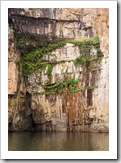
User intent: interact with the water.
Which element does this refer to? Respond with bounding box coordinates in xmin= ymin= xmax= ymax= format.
xmin=8 ymin=132 xmax=109 ymax=151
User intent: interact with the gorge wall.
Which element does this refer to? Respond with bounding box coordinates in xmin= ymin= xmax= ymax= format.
xmin=8 ymin=8 xmax=109 ymax=132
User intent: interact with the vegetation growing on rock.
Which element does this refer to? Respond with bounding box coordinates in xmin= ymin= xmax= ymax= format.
xmin=8 ymin=8 xmax=109 ymax=133
xmin=15 ymin=32 xmax=102 ymax=95
xmin=16 ymin=33 xmax=102 ymax=77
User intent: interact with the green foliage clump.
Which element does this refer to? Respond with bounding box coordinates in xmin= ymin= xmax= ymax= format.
xmin=45 ymin=64 xmax=54 ymax=81
xmin=32 ymin=84 xmax=98 ymax=95
xmin=43 ymin=77 xmax=79 ymax=90
xmin=15 ymin=30 xmax=102 ymax=96
xmin=71 ymin=35 xmax=102 ymax=67
xmin=73 ymin=55 xmax=100 ymax=67
xmin=68 ymin=35 xmax=99 ymax=45
xmin=40 ymin=77 xmax=79 ymax=94
xmin=73 ymin=55 xmax=89 ymax=66
xmin=15 ymin=32 xmax=102 ymax=80
xmin=20 ymin=40 xmax=68 ymax=77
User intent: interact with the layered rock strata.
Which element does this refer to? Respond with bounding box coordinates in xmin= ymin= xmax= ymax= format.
xmin=8 ymin=8 xmax=109 ymax=132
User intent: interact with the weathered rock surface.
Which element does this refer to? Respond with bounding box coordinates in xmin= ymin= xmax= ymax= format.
xmin=8 ymin=8 xmax=109 ymax=132
xmin=8 ymin=25 xmax=19 ymax=94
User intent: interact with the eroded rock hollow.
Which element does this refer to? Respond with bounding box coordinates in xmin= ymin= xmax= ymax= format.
xmin=8 ymin=8 xmax=109 ymax=132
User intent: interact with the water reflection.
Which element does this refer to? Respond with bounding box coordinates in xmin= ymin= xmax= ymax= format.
xmin=8 ymin=132 xmax=109 ymax=151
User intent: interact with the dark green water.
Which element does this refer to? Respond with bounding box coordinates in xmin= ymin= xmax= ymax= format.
xmin=8 ymin=132 xmax=109 ymax=151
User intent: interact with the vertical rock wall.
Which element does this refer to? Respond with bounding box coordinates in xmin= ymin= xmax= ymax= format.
xmin=8 ymin=8 xmax=109 ymax=132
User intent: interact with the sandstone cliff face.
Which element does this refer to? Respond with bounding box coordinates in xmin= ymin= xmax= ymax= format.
xmin=8 ymin=8 xmax=109 ymax=132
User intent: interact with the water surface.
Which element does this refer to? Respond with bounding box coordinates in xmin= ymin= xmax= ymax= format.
xmin=8 ymin=132 xmax=109 ymax=151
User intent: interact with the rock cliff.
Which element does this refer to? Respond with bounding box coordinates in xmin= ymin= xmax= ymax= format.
xmin=8 ymin=8 xmax=109 ymax=132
